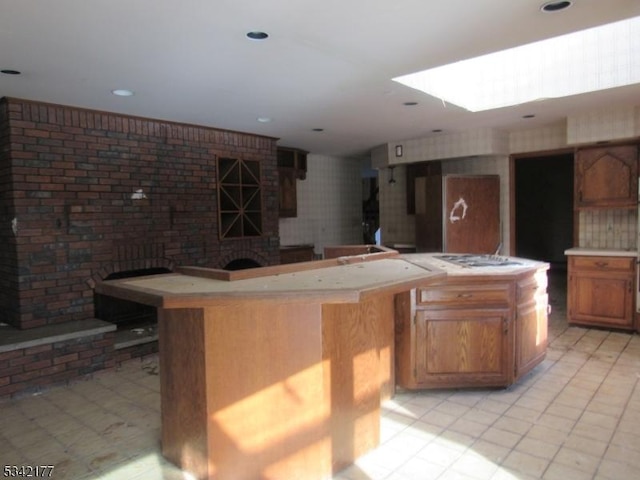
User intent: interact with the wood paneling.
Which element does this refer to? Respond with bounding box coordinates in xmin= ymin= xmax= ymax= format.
xmin=157 ymin=293 xmax=398 ymax=480
xmin=159 ymin=308 xmax=209 ymax=479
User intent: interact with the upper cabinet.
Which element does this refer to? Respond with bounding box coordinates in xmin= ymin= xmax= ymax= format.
xmin=277 ymin=147 xmax=308 ymax=218
xmin=574 ymin=145 xmax=638 ymax=209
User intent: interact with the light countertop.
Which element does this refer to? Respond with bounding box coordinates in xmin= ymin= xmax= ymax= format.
xmin=564 ymin=248 xmax=638 ymax=257
xmin=96 ymin=252 xmax=548 ymax=309
xmin=401 ymin=253 xmax=548 ymax=277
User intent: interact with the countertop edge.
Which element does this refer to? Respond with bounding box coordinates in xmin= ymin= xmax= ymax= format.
xmin=564 ymin=248 xmax=638 ymax=257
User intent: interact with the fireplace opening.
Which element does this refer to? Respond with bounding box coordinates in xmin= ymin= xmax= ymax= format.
xmin=224 ymin=258 xmax=262 ymax=270
xmin=95 ymin=267 xmax=171 ymax=350
xmin=95 ymin=267 xmax=170 ymax=332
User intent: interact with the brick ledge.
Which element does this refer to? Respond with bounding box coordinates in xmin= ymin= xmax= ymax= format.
xmin=0 ymin=319 xmax=116 ymax=353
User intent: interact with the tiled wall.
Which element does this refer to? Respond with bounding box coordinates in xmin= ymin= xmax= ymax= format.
xmin=509 ymin=122 xmax=568 ymax=154
xmin=279 ymin=154 xmax=363 ymax=255
xmin=578 ymin=209 xmax=637 ymax=250
xmin=568 ymin=107 xmax=639 ymax=144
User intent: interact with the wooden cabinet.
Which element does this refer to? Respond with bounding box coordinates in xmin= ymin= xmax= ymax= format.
xmin=574 ymin=145 xmax=638 ymax=209
xmin=395 ymin=269 xmax=549 ymax=390
xmin=568 ymin=255 xmax=635 ymax=330
xmin=279 ymin=245 xmax=315 ymax=264
xmin=278 ymin=168 xmax=298 ymax=217
xmin=412 ymin=308 xmax=512 ymax=388
xmin=278 ymin=147 xmax=307 ymax=218
xmin=415 ymin=175 xmax=501 ymax=254
xmin=396 ymin=280 xmax=514 ymax=389
xmin=515 ymin=271 xmax=549 ymax=378
xmin=406 ymin=161 xmax=441 ymax=214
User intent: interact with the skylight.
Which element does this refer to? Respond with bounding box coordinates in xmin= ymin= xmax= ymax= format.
xmin=393 ymin=15 xmax=640 ymax=112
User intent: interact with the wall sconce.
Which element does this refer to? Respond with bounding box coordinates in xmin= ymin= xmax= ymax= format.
xmin=395 ymin=145 xmax=403 ymax=157
xmin=131 ymin=188 xmax=147 ymax=200
xmin=388 ymin=166 xmax=396 ymax=185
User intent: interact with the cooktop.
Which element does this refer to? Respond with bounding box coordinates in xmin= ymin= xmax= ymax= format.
xmin=434 ymin=254 xmax=523 ymax=268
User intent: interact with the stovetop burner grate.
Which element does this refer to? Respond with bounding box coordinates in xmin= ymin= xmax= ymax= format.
xmin=434 ymin=254 xmax=522 ymax=267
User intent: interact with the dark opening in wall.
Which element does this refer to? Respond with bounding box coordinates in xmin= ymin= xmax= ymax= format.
xmin=224 ymin=258 xmax=262 ymax=270
xmin=94 ymin=267 xmax=171 ymax=327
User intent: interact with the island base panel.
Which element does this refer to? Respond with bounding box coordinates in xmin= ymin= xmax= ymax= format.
xmin=159 ymin=296 xmax=394 ymax=480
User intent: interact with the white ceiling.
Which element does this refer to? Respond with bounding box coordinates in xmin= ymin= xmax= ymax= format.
xmin=2 ymin=0 xmax=640 ymax=158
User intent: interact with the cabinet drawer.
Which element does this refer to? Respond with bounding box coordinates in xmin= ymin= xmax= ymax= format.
xmin=418 ymin=283 xmax=511 ymax=307
xmin=570 ymin=255 xmax=635 ymax=272
xmin=517 ymin=272 xmax=548 ymax=301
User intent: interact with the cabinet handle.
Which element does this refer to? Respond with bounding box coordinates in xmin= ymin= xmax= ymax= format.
xmin=457 ymin=293 xmax=473 ymax=298
xmin=595 ymin=261 xmax=609 ymax=268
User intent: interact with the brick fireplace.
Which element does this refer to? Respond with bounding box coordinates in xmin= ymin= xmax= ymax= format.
xmin=0 ymin=97 xmax=280 ymax=397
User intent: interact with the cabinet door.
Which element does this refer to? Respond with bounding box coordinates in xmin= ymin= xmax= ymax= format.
xmin=413 ymin=309 xmax=512 ymax=388
xmin=575 ymin=145 xmax=638 ymax=209
xmin=278 ymin=168 xmax=297 ymax=217
xmin=415 ymin=175 xmax=443 ymax=252
xmin=515 ymin=294 xmax=548 ymax=379
xmin=444 ymin=175 xmax=501 ymax=254
xmin=568 ymin=272 xmax=634 ymax=329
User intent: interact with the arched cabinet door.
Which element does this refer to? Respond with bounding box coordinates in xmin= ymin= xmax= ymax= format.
xmin=575 ymin=145 xmax=638 ymax=209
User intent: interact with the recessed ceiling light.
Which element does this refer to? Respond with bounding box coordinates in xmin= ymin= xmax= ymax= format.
xmin=247 ymin=31 xmax=269 ymax=40
xmin=541 ymin=1 xmax=572 ymax=13
xmin=403 ymin=102 xmax=418 ymax=106
xmin=1 ymin=69 xmax=21 ymax=75
xmin=432 ymin=129 xmax=443 ymax=133
xmin=312 ymin=128 xmax=324 ymax=132
xmin=256 ymin=116 xmax=272 ymax=123
xmin=111 ymin=89 xmax=134 ymax=97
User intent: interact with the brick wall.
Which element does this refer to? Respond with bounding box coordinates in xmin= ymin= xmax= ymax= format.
xmin=0 ymin=97 xmax=280 ymax=329
xmin=0 ymin=331 xmax=116 ymax=398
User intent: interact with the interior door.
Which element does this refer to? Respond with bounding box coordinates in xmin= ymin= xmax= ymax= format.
xmin=444 ymin=175 xmax=500 ymax=254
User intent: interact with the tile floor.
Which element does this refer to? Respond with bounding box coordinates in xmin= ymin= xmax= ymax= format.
xmin=1 ymin=271 xmax=640 ymax=480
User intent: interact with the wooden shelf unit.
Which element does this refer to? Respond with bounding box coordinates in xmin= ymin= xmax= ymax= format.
xmin=217 ymin=157 xmax=263 ymax=238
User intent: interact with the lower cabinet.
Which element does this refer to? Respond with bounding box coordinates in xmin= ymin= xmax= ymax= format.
xmin=395 ymin=269 xmax=549 ymax=390
xmin=279 ymin=245 xmax=315 ymax=264
xmin=568 ymin=255 xmax=635 ymax=330
xmin=515 ymin=273 xmax=549 ymax=378
xmin=412 ymin=308 xmax=512 ymax=389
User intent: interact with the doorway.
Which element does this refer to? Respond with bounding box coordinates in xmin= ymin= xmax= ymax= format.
xmin=514 ymin=153 xmax=574 ymax=264
xmin=513 ymin=152 xmax=574 ymax=321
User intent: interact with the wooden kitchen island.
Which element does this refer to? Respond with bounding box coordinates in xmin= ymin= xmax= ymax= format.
xmin=96 ymin=250 xmax=442 ymax=480
xmin=95 ymin=250 xmax=548 ymax=480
